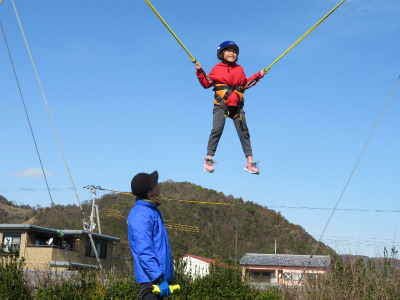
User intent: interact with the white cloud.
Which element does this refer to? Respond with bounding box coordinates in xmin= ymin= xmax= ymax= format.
xmin=13 ymin=168 xmax=53 ymax=178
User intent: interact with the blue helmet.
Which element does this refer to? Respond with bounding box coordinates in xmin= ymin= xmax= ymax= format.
xmin=217 ymin=41 xmax=239 ymax=60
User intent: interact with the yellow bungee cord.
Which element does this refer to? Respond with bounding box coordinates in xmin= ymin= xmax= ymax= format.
xmin=144 ymin=0 xmax=196 ymax=63
xmin=264 ymin=0 xmax=345 ymax=72
xmin=144 ymin=0 xmax=345 ymax=72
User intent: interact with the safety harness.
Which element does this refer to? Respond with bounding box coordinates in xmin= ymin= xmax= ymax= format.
xmin=213 ymin=84 xmax=245 ymax=120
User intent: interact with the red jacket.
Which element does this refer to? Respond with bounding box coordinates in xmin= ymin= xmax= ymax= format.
xmin=196 ymin=62 xmax=262 ymax=106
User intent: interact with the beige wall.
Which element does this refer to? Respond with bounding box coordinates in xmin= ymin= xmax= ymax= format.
xmin=24 ymin=246 xmax=53 ymax=270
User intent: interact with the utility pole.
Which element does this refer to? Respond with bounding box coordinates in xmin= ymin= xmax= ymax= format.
xmin=84 ymin=185 xmax=102 ymax=234
xmin=95 ymin=204 xmax=102 ymax=234
xmin=83 ymin=185 xmax=112 ymax=299
xmin=235 ymin=227 xmax=238 ymax=263
xmin=233 ymin=215 xmax=238 ymax=264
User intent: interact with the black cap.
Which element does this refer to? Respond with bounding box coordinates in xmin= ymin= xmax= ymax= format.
xmin=131 ymin=171 xmax=158 ymax=199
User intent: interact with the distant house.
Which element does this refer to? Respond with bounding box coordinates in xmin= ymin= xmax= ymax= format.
xmin=181 ymin=254 xmax=215 ymax=277
xmin=240 ymin=253 xmax=331 ymax=285
xmin=180 ymin=254 xmax=236 ymax=278
xmin=0 ymin=224 xmax=120 ymax=271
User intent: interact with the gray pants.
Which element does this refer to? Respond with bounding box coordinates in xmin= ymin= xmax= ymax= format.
xmin=207 ymin=105 xmax=253 ymax=157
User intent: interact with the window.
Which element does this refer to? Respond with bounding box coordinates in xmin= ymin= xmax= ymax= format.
xmin=304 ymin=273 xmax=318 ymax=283
xmin=34 ymin=234 xmax=52 ymax=247
xmin=284 ymin=272 xmax=301 ymax=281
xmin=250 ymin=271 xmax=275 ymax=283
xmin=35 ymin=239 xmax=47 ymax=246
xmin=85 ymin=238 xmax=107 ymax=259
xmin=2 ymin=233 xmax=21 ymax=253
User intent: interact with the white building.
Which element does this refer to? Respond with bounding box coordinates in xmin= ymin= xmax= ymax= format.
xmin=181 ymin=254 xmax=217 ymax=278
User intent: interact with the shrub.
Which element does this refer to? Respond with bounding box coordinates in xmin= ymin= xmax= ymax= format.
xmin=169 ymin=257 xmax=282 ymax=300
xmin=298 ymin=251 xmax=400 ymax=300
xmin=0 ymin=253 xmax=31 ymax=300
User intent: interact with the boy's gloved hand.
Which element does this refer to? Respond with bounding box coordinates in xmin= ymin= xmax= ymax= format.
xmin=158 ymin=281 xmax=171 ymax=297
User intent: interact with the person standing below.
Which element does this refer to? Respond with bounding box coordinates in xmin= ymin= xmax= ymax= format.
xmin=195 ymin=41 xmax=267 ymax=174
xmin=127 ymin=171 xmax=173 ymax=299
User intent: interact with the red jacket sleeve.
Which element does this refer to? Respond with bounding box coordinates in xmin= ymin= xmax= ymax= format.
xmin=244 ymin=71 xmax=263 ymax=89
xmin=196 ymin=69 xmax=214 ymax=89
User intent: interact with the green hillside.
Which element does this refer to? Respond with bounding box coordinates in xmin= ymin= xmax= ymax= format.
xmin=0 ymin=195 xmax=36 ymax=224
xmin=0 ymin=181 xmax=336 ymax=260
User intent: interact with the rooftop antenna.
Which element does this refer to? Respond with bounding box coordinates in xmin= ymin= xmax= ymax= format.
xmin=84 ymin=185 xmax=102 ymax=234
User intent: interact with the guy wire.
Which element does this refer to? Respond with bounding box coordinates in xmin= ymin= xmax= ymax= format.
xmin=290 ymin=74 xmax=400 ymax=299
xmin=9 ymin=0 xmax=83 ymax=212
xmin=9 ymin=1 xmax=113 ymax=298
xmin=1 ymin=20 xmax=55 ymax=213
xmin=1 ymin=15 xmax=79 ymax=283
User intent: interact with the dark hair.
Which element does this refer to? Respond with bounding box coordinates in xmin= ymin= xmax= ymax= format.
xmin=219 ymin=49 xmax=239 ymax=63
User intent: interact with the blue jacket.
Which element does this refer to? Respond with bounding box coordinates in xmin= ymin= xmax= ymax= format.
xmin=127 ymin=199 xmax=173 ymax=283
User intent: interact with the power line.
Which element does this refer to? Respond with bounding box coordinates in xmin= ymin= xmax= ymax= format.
xmin=319 ymin=239 xmax=399 ymax=247
xmin=91 ymin=186 xmax=235 ymax=206
xmin=269 ymin=205 xmax=400 ymax=213
xmin=313 ymin=235 xmax=398 ymax=242
xmin=2 ymin=188 xmax=398 ymax=213
xmin=0 ymin=187 xmax=77 ymax=192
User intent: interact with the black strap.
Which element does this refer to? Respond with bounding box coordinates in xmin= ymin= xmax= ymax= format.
xmin=244 ymin=74 xmax=262 ymax=89
xmin=213 ymin=85 xmax=244 ymax=93
xmin=214 ymin=94 xmax=230 ymax=117
xmin=214 ymin=85 xmax=234 ymax=117
xmin=202 ymin=70 xmax=213 ymax=84
xmin=213 ymin=85 xmax=245 ymax=118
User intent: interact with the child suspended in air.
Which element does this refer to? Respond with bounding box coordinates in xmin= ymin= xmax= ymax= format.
xmin=195 ymin=41 xmax=266 ymax=174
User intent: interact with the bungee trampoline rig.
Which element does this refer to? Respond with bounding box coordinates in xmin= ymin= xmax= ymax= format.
xmin=5 ymin=0 xmax=399 ymax=299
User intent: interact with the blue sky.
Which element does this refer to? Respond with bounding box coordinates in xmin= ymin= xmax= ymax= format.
xmin=1 ymin=0 xmax=399 ymax=258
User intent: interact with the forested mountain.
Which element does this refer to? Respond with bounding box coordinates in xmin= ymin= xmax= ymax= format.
xmin=0 ymin=181 xmax=336 ymax=260
xmin=0 ymin=195 xmax=35 ymax=224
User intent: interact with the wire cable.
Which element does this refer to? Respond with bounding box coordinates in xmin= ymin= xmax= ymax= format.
xmin=1 ymin=20 xmax=55 ymax=209
xmin=290 ymin=74 xmax=400 ymax=299
xmin=9 ymin=0 xmax=83 ymax=214
xmin=95 ymin=186 xmax=235 ymax=206
xmin=313 ymin=75 xmax=399 ymax=254
xmin=9 ymin=1 xmax=112 ymax=298
xmin=0 ymin=19 xmax=79 ymax=297
xmin=268 ymin=205 xmax=400 ymax=213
